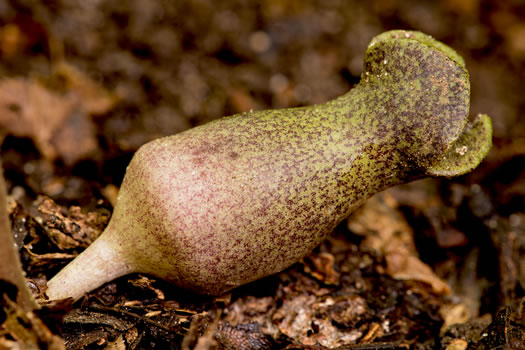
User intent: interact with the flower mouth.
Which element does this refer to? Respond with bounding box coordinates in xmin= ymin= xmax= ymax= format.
xmin=364 ymin=30 xmax=492 ymax=177
xmin=426 ymin=113 xmax=493 ymax=177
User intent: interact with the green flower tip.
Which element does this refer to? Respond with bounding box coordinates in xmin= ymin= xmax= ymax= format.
xmin=426 ymin=113 xmax=493 ymax=177
xmin=369 ymin=30 xmax=466 ymax=69
xmin=368 ymin=29 xmax=492 ymax=177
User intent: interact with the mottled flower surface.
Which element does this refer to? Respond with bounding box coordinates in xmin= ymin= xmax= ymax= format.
xmin=46 ymin=31 xmax=491 ymax=300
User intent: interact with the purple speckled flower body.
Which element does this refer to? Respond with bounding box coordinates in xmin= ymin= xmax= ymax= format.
xmin=46 ymin=30 xmax=492 ymax=299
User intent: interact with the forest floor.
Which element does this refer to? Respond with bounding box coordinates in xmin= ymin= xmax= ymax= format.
xmin=1 ymin=1 xmax=525 ymax=349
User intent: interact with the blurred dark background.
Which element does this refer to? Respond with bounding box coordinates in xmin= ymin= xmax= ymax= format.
xmin=0 ymin=0 xmax=523 ymax=160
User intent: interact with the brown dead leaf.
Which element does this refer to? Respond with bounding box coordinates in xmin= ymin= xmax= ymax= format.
xmin=385 ymin=252 xmax=451 ymax=295
xmin=0 ymin=78 xmax=74 ymax=157
xmin=0 ymin=294 xmax=65 ymax=350
xmin=348 ymin=192 xmax=451 ymax=295
xmin=124 ymin=327 xmax=140 ymax=348
xmin=0 ymin=77 xmax=97 ymax=164
xmin=322 ymin=295 xmax=368 ymax=328
xmin=181 ymin=311 xmax=221 ymax=350
xmin=387 ymin=180 xmax=469 ymax=249
xmin=51 ymin=107 xmax=98 ymax=165
xmin=440 ymin=303 xmax=471 ymax=334
xmin=54 ymin=61 xmax=119 ymax=116
xmin=128 ymin=275 xmax=165 ymax=300
xmin=0 ymin=161 xmax=39 ymax=312
xmin=216 ymin=322 xmax=272 ymax=350
xmin=273 ymin=294 xmax=364 ymax=347
xmin=444 ymin=339 xmax=468 ymax=350
xmin=24 ymin=247 xmax=76 ymax=267
xmin=302 ymin=252 xmax=340 ymax=286
xmin=60 ymin=309 xmax=135 ymax=349
xmin=36 ymin=196 xmax=110 ymax=250
xmin=193 ymin=309 xmax=221 ymax=350
xmin=222 ymin=295 xmax=277 ymax=339
xmin=7 ymin=198 xmax=32 ymax=248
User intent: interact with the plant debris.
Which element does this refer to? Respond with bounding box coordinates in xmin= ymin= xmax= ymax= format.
xmin=1 ymin=0 xmax=525 ymax=349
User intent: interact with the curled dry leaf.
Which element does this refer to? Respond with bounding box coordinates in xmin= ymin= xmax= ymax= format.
xmin=37 ymin=196 xmax=110 ymax=250
xmin=128 ymin=275 xmax=165 ymax=300
xmin=323 ymin=294 xmax=369 ymax=328
xmin=302 ymin=252 xmax=340 ymax=286
xmin=348 ymin=192 xmax=451 ymax=295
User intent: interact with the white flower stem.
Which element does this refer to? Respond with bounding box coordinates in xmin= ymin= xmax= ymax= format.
xmin=46 ymin=232 xmax=133 ymax=301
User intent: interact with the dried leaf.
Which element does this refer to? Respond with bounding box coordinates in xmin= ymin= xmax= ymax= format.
xmin=128 ymin=275 xmax=165 ymax=300
xmin=440 ymin=303 xmax=471 ymax=334
xmin=1 ymin=295 xmax=65 ymax=350
xmin=273 ymin=295 xmax=363 ymax=347
xmin=51 ymin=107 xmax=98 ymax=165
xmin=348 ymin=192 xmax=451 ymax=295
xmin=24 ymin=247 xmax=76 ymax=267
xmin=0 ymin=78 xmax=73 ymax=157
xmin=193 ymin=310 xmax=220 ymax=350
xmin=37 ymin=196 xmax=109 ymax=249
xmin=0 ymin=78 xmax=97 ymax=164
xmin=222 ymin=295 xmax=277 ymax=337
xmin=54 ymin=61 xmax=119 ymax=116
xmin=0 ymin=160 xmax=38 ymax=312
xmin=216 ymin=322 xmax=272 ymax=350
xmin=302 ymin=252 xmax=340 ymax=286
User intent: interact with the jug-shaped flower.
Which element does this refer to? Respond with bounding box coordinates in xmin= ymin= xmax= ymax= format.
xmin=46 ymin=30 xmax=492 ymax=300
